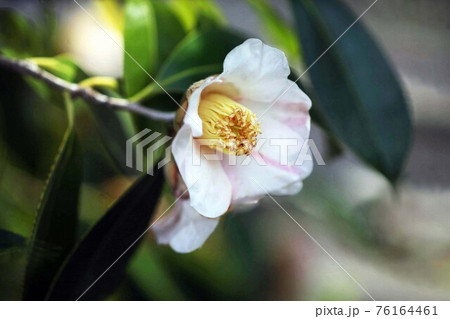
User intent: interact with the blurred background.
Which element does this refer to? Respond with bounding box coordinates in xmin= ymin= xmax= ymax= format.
xmin=0 ymin=0 xmax=449 ymax=300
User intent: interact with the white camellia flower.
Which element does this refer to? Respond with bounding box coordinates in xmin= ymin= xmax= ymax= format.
xmin=153 ymin=39 xmax=313 ymax=253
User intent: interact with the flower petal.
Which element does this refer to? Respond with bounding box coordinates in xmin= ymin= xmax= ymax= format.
xmin=222 ymin=74 xmax=313 ymax=202
xmin=265 ymin=79 xmax=312 ymax=136
xmin=222 ymin=39 xmax=290 ymax=103
xmin=152 ymin=200 xmax=219 ymax=253
xmin=184 ymin=76 xmax=221 ymax=137
xmin=223 ymin=117 xmax=313 ymax=202
xmin=258 ymin=116 xmax=310 ymax=169
xmin=223 ymin=154 xmax=309 ymax=203
xmin=172 ymin=125 xmax=232 ymax=218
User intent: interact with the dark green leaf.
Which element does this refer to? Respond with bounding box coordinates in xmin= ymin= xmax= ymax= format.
xmin=0 ymin=109 xmax=5 ymax=181
xmin=129 ymin=28 xmax=245 ymax=105
xmin=0 ymin=230 xmax=26 ymax=300
xmin=289 ymin=72 xmax=344 ymax=160
xmin=23 ymin=93 xmax=82 ymax=300
xmin=0 ymin=245 xmax=26 ymax=300
xmin=157 ymin=28 xmax=246 ymax=93
xmin=290 ymin=0 xmax=411 ymax=181
xmin=0 ymin=66 xmax=42 ymax=173
xmin=0 ymin=192 xmax=35 ymax=239
xmin=87 ymin=94 xmax=138 ymax=176
xmin=0 ymin=229 xmax=26 ymax=251
xmin=129 ymin=93 xmax=178 ymax=175
xmin=123 ymin=0 xmax=158 ymax=97
xmin=90 ymin=108 xmax=137 ymax=175
xmin=153 ymin=1 xmax=186 ymax=65
xmin=47 ymin=169 xmax=164 ymax=301
xmin=0 ymin=64 xmax=70 ymax=177
xmin=0 ymin=9 xmax=40 ymax=56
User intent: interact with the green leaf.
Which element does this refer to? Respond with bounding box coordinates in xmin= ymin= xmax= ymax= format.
xmin=0 ymin=111 xmax=5 ymax=181
xmin=47 ymin=170 xmax=165 ymax=301
xmin=82 ymin=85 xmax=138 ymax=176
xmin=158 ymin=28 xmax=245 ymax=91
xmin=0 ymin=9 xmax=40 ymax=56
xmin=123 ymin=0 xmax=158 ymax=97
xmin=23 ymin=93 xmax=82 ymax=300
xmin=248 ymin=0 xmax=300 ymax=63
xmin=123 ymin=0 xmax=186 ymax=100
xmin=27 ymin=56 xmax=81 ymax=82
xmin=0 ymin=67 xmax=44 ymax=175
xmin=153 ymin=1 xmax=186 ymax=65
xmin=290 ymin=0 xmax=412 ymax=182
xmin=0 ymin=193 xmax=35 ymax=239
xmin=0 ymin=229 xmax=26 ymax=251
xmin=131 ymin=28 xmax=246 ymax=102
xmin=168 ymin=0 xmax=226 ymax=31
xmin=0 ymin=244 xmax=26 ymax=300
xmin=88 ymin=102 xmax=138 ymax=176
xmin=0 ymin=65 xmax=70 ymax=178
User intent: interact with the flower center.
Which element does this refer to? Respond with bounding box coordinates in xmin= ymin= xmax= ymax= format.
xmin=197 ymin=93 xmax=261 ymax=156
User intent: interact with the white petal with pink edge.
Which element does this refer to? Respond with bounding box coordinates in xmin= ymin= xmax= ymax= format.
xmin=171 ymin=125 xmax=232 ymax=218
xmin=152 ymin=200 xmax=219 ymax=253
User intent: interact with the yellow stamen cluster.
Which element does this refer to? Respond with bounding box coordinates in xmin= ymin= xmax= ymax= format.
xmin=198 ymin=93 xmax=261 ymax=156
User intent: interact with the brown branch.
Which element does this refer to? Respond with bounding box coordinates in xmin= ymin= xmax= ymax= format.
xmin=0 ymin=55 xmax=176 ymax=122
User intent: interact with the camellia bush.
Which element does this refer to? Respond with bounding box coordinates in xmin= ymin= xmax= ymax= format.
xmin=0 ymin=0 xmax=410 ymax=301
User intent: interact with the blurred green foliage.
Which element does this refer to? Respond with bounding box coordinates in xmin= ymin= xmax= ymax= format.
xmin=23 ymin=93 xmax=81 ymax=300
xmin=249 ymin=0 xmax=301 ymax=64
xmin=0 ymin=0 xmax=411 ymax=300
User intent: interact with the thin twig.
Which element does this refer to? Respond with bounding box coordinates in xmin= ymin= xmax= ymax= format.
xmin=0 ymin=55 xmax=176 ymax=122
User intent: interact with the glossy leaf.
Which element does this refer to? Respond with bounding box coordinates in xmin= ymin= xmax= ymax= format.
xmin=168 ymin=0 xmax=226 ymax=31
xmin=153 ymin=1 xmax=186 ymax=66
xmin=290 ymin=0 xmax=411 ymax=181
xmin=0 ymin=60 xmax=59 ymax=177
xmin=123 ymin=0 xmax=158 ymax=97
xmin=157 ymin=28 xmax=246 ymax=94
xmin=22 ymin=93 xmax=82 ymax=300
xmin=89 ymin=105 xmax=138 ymax=175
xmin=85 ymin=84 xmax=138 ymax=176
xmin=48 ymin=169 xmax=164 ymax=301
xmin=129 ymin=28 xmax=246 ymax=103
